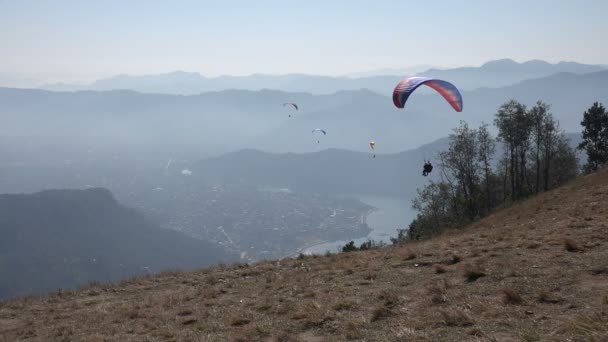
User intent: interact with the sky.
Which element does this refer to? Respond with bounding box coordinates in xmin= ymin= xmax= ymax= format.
xmin=1 ymin=0 xmax=607 ymax=83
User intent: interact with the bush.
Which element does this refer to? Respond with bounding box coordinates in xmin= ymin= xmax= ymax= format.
xmin=390 ymin=228 xmax=409 ymax=244
xmin=341 ymin=241 xmax=358 ymax=253
xmin=341 ymin=240 xmax=385 ymax=253
xmin=359 ymin=240 xmax=385 ymax=251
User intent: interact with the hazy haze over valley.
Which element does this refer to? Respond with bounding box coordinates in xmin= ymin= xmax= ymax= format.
xmin=0 ymin=61 xmax=604 ymax=297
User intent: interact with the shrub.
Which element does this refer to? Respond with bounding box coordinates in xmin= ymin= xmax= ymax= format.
xmin=342 ymin=241 xmax=358 ymax=253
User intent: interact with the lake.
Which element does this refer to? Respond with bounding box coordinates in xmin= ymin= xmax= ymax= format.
xmin=303 ymin=194 xmax=417 ymax=254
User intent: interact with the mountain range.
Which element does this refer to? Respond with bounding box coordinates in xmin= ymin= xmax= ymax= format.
xmin=2 ymin=69 xmax=606 ymax=157
xmin=193 ymin=130 xmax=582 ymax=200
xmin=41 ymin=59 xmax=605 ymax=95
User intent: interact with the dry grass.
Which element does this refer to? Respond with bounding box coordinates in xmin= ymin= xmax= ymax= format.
xmin=369 ymin=306 xmax=391 ymax=322
xmin=344 ymin=322 xmax=363 ymax=340
xmin=426 ymin=281 xmax=449 ymax=305
xmin=590 ymin=265 xmax=608 ymax=275
xmin=556 ymin=308 xmax=608 ymax=341
xmin=332 ymin=301 xmax=355 ymax=311
xmin=439 ymin=309 xmax=474 ymax=327
xmin=501 ymin=288 xmax=524 ymax=305
xmin=433 ymin=264 xmax=448 ymax=274
xmin=403 ymin=249 xmax=417 ymax=260
xmin=2 ymin=170 xmax=608 ymax=341
xmin=563 ymin=238 xmax=583 ymax=252
xmin=463 ymin=266 xmax=486 ymax=283
xmin=446 ymin=254 xmax=462 ymax=265
xmin=536 ymin=290 xmax=563 ymax=304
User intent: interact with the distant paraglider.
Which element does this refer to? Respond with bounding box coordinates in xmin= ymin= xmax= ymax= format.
xmin=422 ymin=161 xmax=433 ymax=176
xmin=283 ymin=102 xmax=298 ymax=117
xmin=369 ymin=141 xmax=376 ymax=158
xmin=393 ymin=77 xmax=463 ymax=112
xmin=312 ymin=128 xmax=326 ymax=143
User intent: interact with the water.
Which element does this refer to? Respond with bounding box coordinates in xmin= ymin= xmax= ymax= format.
xmin=304 ymin=194 xmax=417 ymax=255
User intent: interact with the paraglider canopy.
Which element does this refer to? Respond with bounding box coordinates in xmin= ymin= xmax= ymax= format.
xmin=393 ymin=77 xmax=463 ymax=112
xmin=284 ymin=102 xmax=298 ymax=117
xmin=312 ymin=128 xmax=327 ymax=135
xmin=283 ymin=102 xmax=298 ymax=110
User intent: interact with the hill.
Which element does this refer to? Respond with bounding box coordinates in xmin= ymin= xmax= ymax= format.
xmin=0 ymin=188 xmax=235 ymax=299
xmin=194 ymin=131 xmax=581 ymax=200
xmin=2 ymin=170 xmax=607 ymax=340
xmin=193 ymin=143 xmax=446 ymax=199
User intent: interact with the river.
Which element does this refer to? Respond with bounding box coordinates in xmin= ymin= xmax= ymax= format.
xmin=304 ymin=194 xmax=417 ymax=254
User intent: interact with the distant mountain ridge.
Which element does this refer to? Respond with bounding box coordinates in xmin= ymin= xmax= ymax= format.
xmin=0 ymin=187 xmax=235 ymax=298
xmin=2 ymin=69 xmax=606 ymax=157
xmin=193 ymin=147 xmax=431 ymax=198
xmin=41 ymin=59 xmax=606 ymax=95
xmin=249 ymin=70 xmax=607 ymax=153
xmin=193 ymin=131 xmax=581 ymax=199
xmin=463 ymin=59 xmax=600 ymax=73
xmin=421 ymin=59 xmax=606 ymax=90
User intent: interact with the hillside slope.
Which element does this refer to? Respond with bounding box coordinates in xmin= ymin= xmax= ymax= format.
xmin=2 ymin=172 xmax=608 ymax=341
xmin=0 ymin=188 xmax=235 ymax=299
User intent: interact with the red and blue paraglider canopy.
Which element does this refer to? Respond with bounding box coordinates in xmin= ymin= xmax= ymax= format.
xmin=393 ymin=77 xmax=463 ymax=112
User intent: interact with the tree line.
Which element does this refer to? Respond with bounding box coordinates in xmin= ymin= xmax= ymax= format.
xmin=397 ymin=100 xmax=608 ymax=241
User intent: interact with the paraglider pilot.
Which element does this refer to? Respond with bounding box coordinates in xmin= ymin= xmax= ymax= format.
xmin=422 ymin=161 xmax=433 ymax=177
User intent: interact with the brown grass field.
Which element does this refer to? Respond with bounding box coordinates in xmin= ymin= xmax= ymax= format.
xmin=2 ymin=171 xmax=608 ymax=341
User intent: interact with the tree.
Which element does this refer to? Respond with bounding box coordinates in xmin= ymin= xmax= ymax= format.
xmin=477 ymin=122 xmax=496 ymax=213
xmin=391 ymin=227 xmax=408 ymax=244
xmin=550 ymin=134 xmax=579 ymax=187
xmin=529 ymin=101 xmax=551 ymax=194
xmin=408 ymin=181 xmax=455 ymax=240
xmin=494 ymin=100 xmax=532 ymax=200
xmin=407 ymin=121 xmax=500 ymax=240
xmin=406 ymin=100 xmax=577 ymax=241
xmin=540 ymin=113 xmax=559 ymax=191
xmin=359 ymin=240 xmax=385 ymax=250
xmin=342 ymin=241 xmax=358 ymax=252
xmin=578 ymin=102 xmax=608 ymax=173
xmin=440 ymin=121 xmax=481 ymax=221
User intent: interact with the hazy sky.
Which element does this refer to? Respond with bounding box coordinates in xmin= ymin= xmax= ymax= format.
xmin=1 ymin=0 xmax=607 ymax=82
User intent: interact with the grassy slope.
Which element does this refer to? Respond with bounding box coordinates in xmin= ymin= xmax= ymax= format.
xmin=1 ymin=171 xmax=608 ymax=341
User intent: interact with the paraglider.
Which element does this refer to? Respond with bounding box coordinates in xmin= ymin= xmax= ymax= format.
xmin=312 ymin=128 xmax=326 ymax=143
xmin=369 ymin=141 xmax=376 ymax=158
xmin=283 ymin=102 xmax=298 ymax=117
xmin=422 ymin=160 xmax=433 ymax=176
xmin=393 ymin=77 xmax=463 ymax=112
